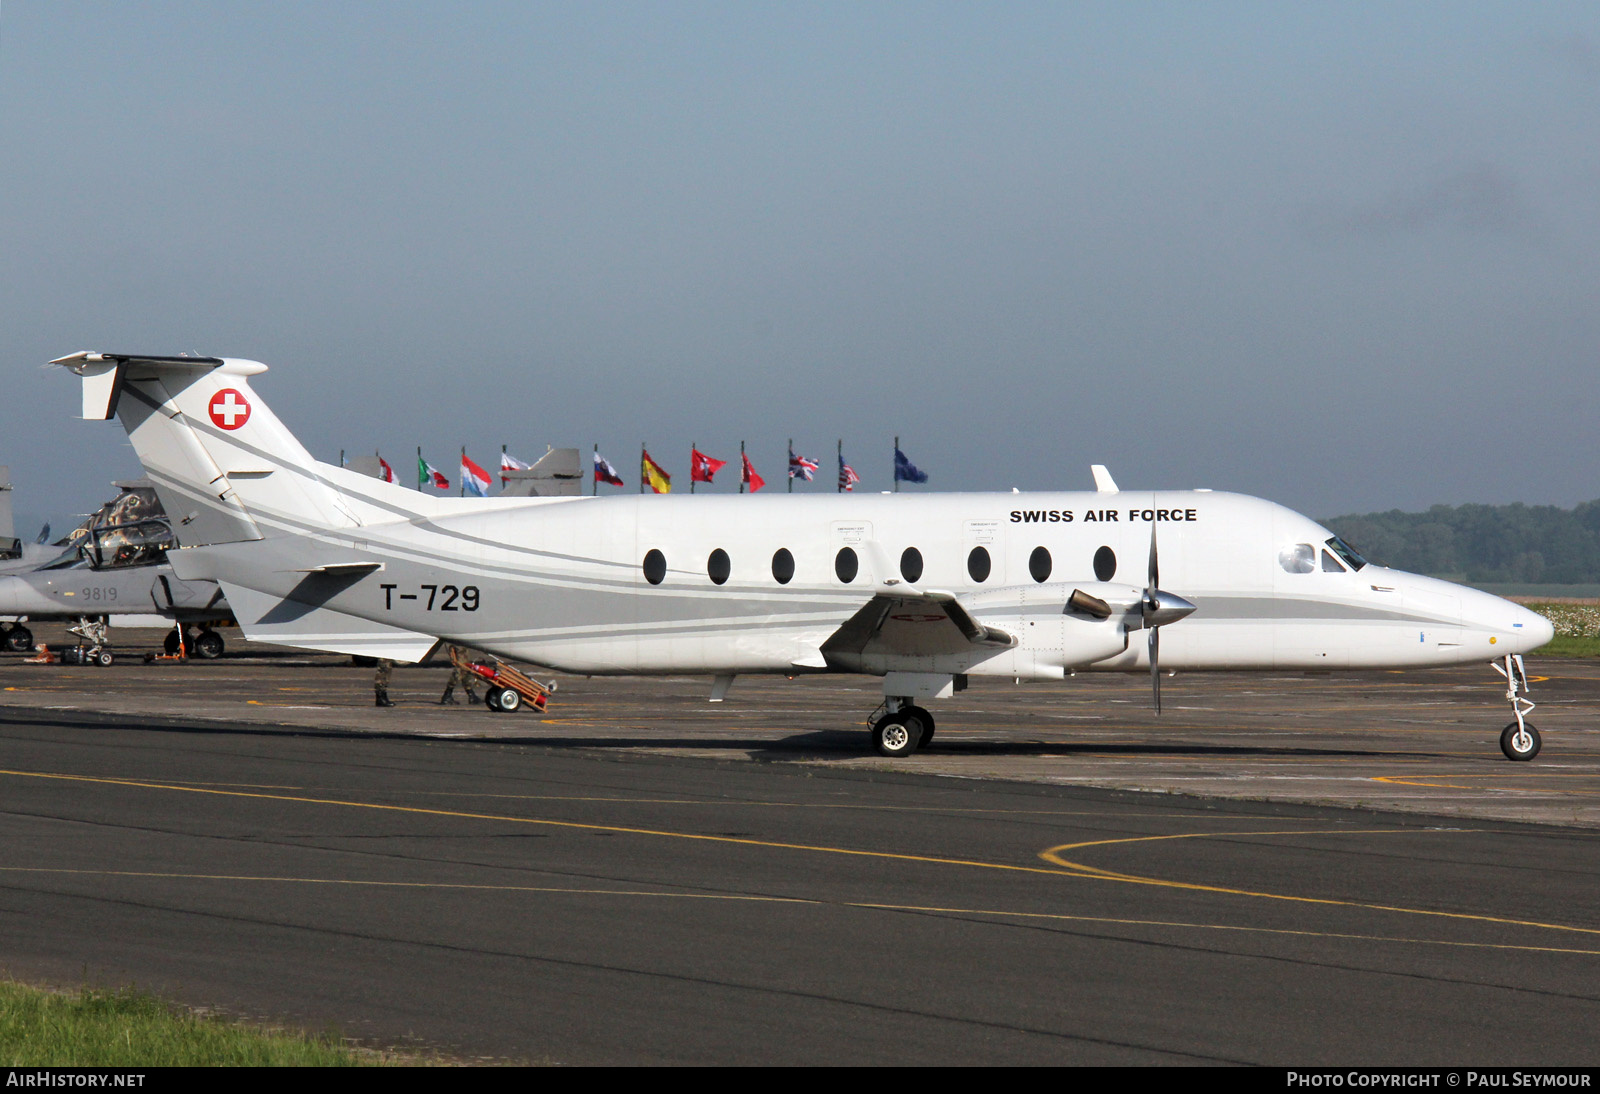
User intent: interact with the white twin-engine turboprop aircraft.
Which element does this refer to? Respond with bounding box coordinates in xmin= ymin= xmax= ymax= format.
xmin=55 ymin=352 xmax=1555 ymax=760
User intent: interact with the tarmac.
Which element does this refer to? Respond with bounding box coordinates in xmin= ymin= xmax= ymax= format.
xmin=4 ymin=622 xmax=1598 ymax=830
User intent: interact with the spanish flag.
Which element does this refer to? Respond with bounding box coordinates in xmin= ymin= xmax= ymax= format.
xmin=641 ymin=447 xmax=672 ymax=494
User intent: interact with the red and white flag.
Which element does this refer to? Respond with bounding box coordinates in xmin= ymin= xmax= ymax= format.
xmin=691 ymin=448 xmax=727 ymax=484
xmin=378 ymin=456 xmax=396 ymax=484
xmin=741 ymin=452 xmax=765 ymax=492
xmin=462 ymin=452 xmax=492 ymax=497
xmin=499 ymin=451 xmax=530 ymax=484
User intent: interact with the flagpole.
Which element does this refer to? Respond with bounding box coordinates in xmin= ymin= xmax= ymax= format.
xmin=739 ymin=441 xmax=745 ymax=494
xmin=787 ymin=438 xmax=793 ymax=493
xmin=690 ymin=443 xmax=696 ymax=494
xmin=593 ymin=444 xmax=598 ymax=496
xmin=837 ymin=439 xmax=843 ymax=493
xmin=639 ymin=444 xmax=645 ymax=495
xmin=459 ymin=446 xmax=465 ymax=497
xmin=893 ymin=436 xmax=899 ymax=493
xmin=417 ymin=446 xmax=422 ymax=491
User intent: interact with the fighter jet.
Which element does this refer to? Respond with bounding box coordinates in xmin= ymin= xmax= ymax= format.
xmin=0 ymin=478 xmax=231 ymax=658
xmin=57 ymin=352 xmax=1554 ymax=759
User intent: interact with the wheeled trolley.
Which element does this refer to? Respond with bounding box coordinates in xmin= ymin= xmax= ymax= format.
xmin=449 ymin=646 xmax=555 ymax=713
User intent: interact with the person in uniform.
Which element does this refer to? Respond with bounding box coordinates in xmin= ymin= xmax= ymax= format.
xmin=439 ymin=646 xmax=482 ymax=705
xmin=374 ymin=658 xmax=395 ymax=707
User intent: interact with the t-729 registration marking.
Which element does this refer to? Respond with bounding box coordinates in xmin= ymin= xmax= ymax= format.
xmin=380 ymin=583 xmax=480 ymax=611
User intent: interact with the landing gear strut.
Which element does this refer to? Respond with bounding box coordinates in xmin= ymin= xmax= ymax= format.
xmin=1492 ymin=653 xmax=1540 ymax=761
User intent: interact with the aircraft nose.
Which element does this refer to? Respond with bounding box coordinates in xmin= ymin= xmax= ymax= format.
xmin=1464 ymin=593 xmax=1554 ymax=655
xmin=1512 ymin=604 xmax=1556 ymax=653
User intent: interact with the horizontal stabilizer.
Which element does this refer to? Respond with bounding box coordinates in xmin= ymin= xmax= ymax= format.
xmin=291 ymin=562 xmax=385 ymax=575
xmin=220 ymin=582 xmax=439 ymax=662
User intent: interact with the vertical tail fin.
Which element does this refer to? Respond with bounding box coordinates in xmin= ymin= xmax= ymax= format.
xmin=55 ymin=352 xmax=360 ymax=546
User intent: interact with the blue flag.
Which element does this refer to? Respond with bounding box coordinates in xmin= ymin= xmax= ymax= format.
xmin=894 ymin=446 xmax=928 ymax=484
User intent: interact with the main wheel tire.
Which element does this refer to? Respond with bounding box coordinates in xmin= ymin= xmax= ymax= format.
xmin=498 ymin=688 xmax=522 ymax=713
xmin=192 ymin=631 xmax=224 ymax=660
xmin=1501 ymin=722 xmax=1541 ymax=761
xmin=484 ymin=687 xmax=505 ymax=712
xmin=95 ymin=650 xmax=114 ymax=667
xmin=163 ymin=631 xmax=181 ymax=656
xmin=903 ymin=704 xmax=935 ymax=745
xmin=871 ymin=712 xmax=923 ymax=757
xmin=5 ymin=625 xmax=33 ymax=653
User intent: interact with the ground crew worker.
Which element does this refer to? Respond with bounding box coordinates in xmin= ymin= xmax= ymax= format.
xmin=374 ymin=658 xmax=395 ymax=707
xmin=439 ymin=647 xmax=482 ymax=705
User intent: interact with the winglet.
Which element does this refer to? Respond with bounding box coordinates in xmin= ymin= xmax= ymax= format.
xmin=1091 ymin=465 xmax=1119 ymax=494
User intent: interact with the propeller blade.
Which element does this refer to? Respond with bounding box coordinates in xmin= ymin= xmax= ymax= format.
xmin=1148 ymin=523 xmax=1159 ymax=592
xmin=1149 ymin=626 xmax=1161 ymax=714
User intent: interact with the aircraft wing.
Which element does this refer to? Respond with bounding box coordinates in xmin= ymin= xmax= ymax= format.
xmin=820 ymin=589 xmax=1016 ymax=661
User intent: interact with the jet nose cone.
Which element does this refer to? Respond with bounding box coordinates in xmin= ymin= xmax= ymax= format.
xmin=1476 ymin=597 xmax=1554 ymax=655
xmin=1516 ymin=606 xmax=1555 ymax=653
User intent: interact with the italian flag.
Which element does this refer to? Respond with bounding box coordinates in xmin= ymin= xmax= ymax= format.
xmin=419 ymin=456 xmax=449 ymax=490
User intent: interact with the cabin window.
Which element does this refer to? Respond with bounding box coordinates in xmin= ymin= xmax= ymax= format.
xmin=967 ymin=546 xmax=991 ymax=583
xmin=643 ymin=549 xmax=667 ymax=585
xmin=835 ymin=546 xmax=859 ymax=583
xmin=1093 ymin=546 xmax=1116 ymax=582
xmin=1029 ymin=546 xmax=1052 ymax=583
xmin=1278 ymin=544 xmax=1315 ymax=574
xmin=771 ymin=548 xmax=795 ymax=585
xmin=900 ymin=547 xmax=923 ymax=583
xmin=708 ymin=548 xmax=731 ymax=585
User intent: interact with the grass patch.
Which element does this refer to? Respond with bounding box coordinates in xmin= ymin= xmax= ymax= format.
xmin=0 ymin=982 xmax=383 ymax=1067
xmin=1523 ymin=603 xmax=1600 ymax=658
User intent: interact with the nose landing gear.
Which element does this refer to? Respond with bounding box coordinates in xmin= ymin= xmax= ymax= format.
xmin=1492 ymin=654 xmax=1540 ymax=761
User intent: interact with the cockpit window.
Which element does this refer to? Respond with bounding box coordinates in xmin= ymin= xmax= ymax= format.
xmin=0 ymin=537 xmax=19 ymax=562
xmin=1278 ymin=544 xmax=1315 ymax=574
xmin=1325 ymin=536 xmax=1367 ymax=571
xmin=40 ymin=487 xmax=173 ymax=571
xmin=93 ymin=519 xmax=174 ymax=569
xmin=1321 ymin=549 xmax=1346 ymax=573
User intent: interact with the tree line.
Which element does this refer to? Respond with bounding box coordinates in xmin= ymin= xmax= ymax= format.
xmin=1324 ymin=501 xmax=1600 ymax=584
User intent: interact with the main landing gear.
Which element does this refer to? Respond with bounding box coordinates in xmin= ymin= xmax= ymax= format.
xmin=870 ymin=698 xmax=936 ymax=757
xmin=1 ymin=622 xmax=32 ymax=653
xmin=163 ymin=627 xmax=225 ymax=659
xmin=1491 ymin=653 xmax=1541 ymax=761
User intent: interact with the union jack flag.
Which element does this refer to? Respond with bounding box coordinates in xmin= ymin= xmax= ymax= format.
xmin=789 ymin=446 xmax=819 ymax=482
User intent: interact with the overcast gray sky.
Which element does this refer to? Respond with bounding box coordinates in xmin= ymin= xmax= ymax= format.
xmin=4 ymin=2 xmax=1598 ymax=534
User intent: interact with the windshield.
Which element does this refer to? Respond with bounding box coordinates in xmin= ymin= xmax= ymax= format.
xmin=1324 ymin=535 xmax=1367 ymax=571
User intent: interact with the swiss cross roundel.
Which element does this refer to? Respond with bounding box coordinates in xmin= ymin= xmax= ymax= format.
xmin=208 ymin=388 xmax=251 ymax=430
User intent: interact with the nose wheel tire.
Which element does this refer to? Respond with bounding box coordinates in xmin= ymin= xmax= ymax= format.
xmin=871 ymin=711 xmax=925 ymax=757
xmin=1500 ymin=722 xmax=1541 ymax=762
